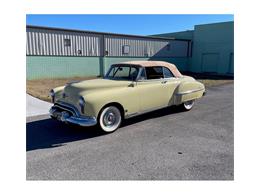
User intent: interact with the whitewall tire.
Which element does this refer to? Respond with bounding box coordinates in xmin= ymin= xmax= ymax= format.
xmin=99 ymin=106 xmax=122 ymax=133
xmin=183 ymin=100 xmax=195 ymax=111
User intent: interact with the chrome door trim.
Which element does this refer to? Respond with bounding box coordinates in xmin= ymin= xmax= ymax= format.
xmin=136 ymin=77 xmax=179 ymax=83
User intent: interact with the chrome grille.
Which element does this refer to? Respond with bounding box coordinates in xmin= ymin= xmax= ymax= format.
xmin=54 ymin=102 xmax=80 ymax=117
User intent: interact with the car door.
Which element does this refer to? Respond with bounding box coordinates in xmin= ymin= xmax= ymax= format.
xmin=136 ymin=66 xmax=170 ymax=112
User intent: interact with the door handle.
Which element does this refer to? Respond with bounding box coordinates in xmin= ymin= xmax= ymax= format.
xmin=161 ymin=80 xmax=167 ymax=84
xmin=128 ymin=83 xmax=135 ymax=87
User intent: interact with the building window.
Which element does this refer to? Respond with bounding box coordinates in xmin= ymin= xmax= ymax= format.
xmin=122 ymin=45 xmax=130 ymax=54
xmin=64 ymin=39 xmax=71 ymax=47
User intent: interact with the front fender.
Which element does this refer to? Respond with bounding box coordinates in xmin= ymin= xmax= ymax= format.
xmin=81 ymin=86 xmax=139 ymax=118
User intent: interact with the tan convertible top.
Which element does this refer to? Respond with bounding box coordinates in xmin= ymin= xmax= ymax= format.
xmin=118 ymin=61 xmax=183 ymax=78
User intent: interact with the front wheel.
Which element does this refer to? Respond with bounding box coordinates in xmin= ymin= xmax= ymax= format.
xmin=99 ymin=106 xmax=122 ymax=133
xmin=182 ymin=100 xmax=195 ymax=111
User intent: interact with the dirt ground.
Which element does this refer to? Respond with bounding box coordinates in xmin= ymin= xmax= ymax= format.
xmin=26 ymin=76 xmax=98 ymax=102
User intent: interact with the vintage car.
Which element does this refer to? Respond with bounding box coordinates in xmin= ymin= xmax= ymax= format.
xmin=49 ymin=61 xmax=206 ymax=132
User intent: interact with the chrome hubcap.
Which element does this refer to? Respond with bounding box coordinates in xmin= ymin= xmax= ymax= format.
xmin=100 ymin=106 xmax=121 ymax=132
xmin=184 ymin=100 xmax=194 ymax=110
xmin=103 ymin=111 xmax=116 ymax=126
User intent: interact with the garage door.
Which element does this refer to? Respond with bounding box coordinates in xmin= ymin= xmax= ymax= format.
xmin=201 ymin=53 xmax=219 ymax=73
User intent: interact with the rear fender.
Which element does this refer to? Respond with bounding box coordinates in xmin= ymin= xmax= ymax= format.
xmin=174 ymin=81 xmax=205 ymax=105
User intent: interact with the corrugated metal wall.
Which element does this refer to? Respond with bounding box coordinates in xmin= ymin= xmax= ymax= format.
xmin=26 ymin=28 xmax=102 ymax=56
xmin=26 ymin=27 xmax=189 ymax=57
xmin=105 ymin=35 xmax=188 ymax=57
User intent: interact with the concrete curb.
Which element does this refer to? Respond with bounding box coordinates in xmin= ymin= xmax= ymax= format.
xmin=26 ymin=94 xmax=52 ymax=117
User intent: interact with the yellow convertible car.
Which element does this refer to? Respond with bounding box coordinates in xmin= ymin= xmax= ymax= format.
xmin=49 ymin=61 xmax=206 ymax=132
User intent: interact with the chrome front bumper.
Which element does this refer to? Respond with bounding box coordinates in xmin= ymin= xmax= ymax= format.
xmin=49 ymin=103 xmax=97 ymax=127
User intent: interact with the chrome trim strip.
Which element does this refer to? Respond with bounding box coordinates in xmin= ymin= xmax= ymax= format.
xmin=175 ymin=88 xmax=205 ymax=96
xmin=137 ymin=77 xmax=179 ymax=82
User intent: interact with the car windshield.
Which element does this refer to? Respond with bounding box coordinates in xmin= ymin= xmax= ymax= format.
xmin=105 ymin=65 xmax=140 ymax=81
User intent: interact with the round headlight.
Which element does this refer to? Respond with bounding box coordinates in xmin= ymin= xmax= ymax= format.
xmin=49 ymin=89 xmax=54 ymax=97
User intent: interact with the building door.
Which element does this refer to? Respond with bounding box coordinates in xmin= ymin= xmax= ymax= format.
xmin=201 ymin=53 xmax=219 ymax=73
xmin=228 ymin=53 xmax=234 ymax=74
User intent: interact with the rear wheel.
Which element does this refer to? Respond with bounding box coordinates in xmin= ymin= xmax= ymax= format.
xmin=99 ymin=106 xmax=122 ymax=133
xmin=182 ymin=100 xmax=195 ymax=111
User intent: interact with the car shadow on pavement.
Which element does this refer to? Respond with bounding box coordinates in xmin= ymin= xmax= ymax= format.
xmin=122 ymin=105 xmax=184 ymax=127
xmin=26 ymin=106 xmax=184 ymax=151
xmin=26 ymin=118 xmax=106 ymax=151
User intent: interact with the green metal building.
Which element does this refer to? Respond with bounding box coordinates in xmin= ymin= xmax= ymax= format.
xmin=26 ymin=25 xmax=190 ymax=80
xmin=154 ymin=21 xmax=234 ymax=75
xmin=26 ymin=21 xmax=233 ymax=80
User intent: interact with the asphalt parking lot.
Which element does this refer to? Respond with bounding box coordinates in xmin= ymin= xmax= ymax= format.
xmin=26 ymin=83 xmax=234 ymax=180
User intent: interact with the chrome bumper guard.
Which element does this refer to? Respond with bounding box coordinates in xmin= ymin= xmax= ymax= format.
xmin=49 ymin=103 xmax=97 ymax=127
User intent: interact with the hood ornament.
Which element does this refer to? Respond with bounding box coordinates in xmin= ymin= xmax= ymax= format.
xmin=65 ymin=80 xmax=80 ymax=87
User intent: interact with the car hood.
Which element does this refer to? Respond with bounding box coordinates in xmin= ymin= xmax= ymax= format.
xmin=64 ymin=78 xmax=131 ymax=95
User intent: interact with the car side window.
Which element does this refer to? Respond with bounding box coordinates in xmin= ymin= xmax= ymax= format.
xmin=163 ymin=67 xmax=175 ymax=78
xmin=145 ymin=67 xmax=164 ymax=80
xmin=130 ymin=67 xmax=138 ymax=78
